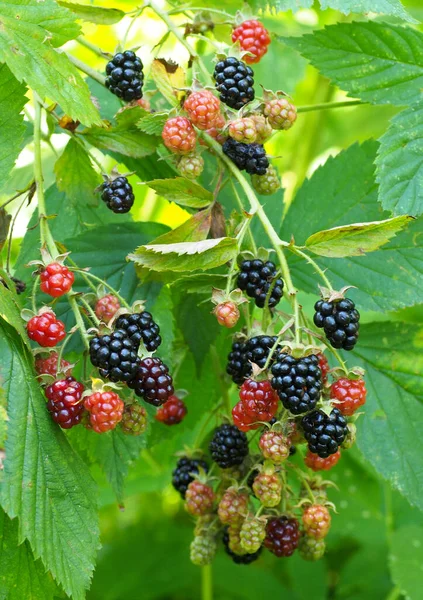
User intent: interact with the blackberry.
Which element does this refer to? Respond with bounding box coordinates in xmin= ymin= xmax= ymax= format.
xmin=127 ymin=357 xmax=174 ymax=406
xmin=237 ymin=259 xmax=283 ymax=308
xmin=314 ymin=298 xmax=360 ymax=351
xmin=172 ymin=456 xmax=208 ymax=498
xmin=12 ymin=277 xmax=26 ymax=294
xmin=301 ymin=408 xmax=348 ymax=458
xmin=223 ymin=528 xmax=262 ymax=564
xmin=226 ymin=340 xmax=249 ymax=385
xmin=100 ymin=177 xmax=134 ymax=214
xmin=89 ymin=329 xmax=139 ymax=383
xmin=244 ymin=335 xmax=278 ymax=368
xmin=213 ymin=57 xmax=255 ymax=110
xmin=105 ymin=50 xmax=144 ymax=102
xmin=115 ymin=311 xmax=161 ymax=352
xmin=271 ymin=353 xmax=322 ymax=415
xmin=209 ymin=423 xmax=249 ymax=468
xmin=223 ymin=139 xmax=269 ymax=176
xmin=264 ymin=516 xmax=300 ymax=557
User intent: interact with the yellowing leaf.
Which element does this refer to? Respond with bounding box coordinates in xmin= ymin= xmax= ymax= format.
xmin=150 ymin=59 xmax=186 ymax=107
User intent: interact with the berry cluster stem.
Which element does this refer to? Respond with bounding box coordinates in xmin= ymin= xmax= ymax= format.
xmin=68 ymin=295 xmax=90 ymax=350
xmin=201 ymin=564 xmax=213 ymax=600
xmin=66 ymin=53 xmax=106 ymax=86
xmin=290 ymin=246 xmax=332 ymax=289
xmin=297 ymin=100 xmax=366 ymax=113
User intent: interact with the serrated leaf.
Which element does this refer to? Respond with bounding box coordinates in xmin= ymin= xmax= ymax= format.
xmin=390 ymin=525 xmax=423 ymax=600
xmin=144 ymin=178 xmax=213 ymax=208
xmin=171 ymin=273 xmax=228 ymax=295
xmin=284 ymin=22 xmax=423 ymax=106
xmin=54 ymin=138 xmax=102 ymax=208
xmin=0 ymin=64 xmax=28 ymax=190
xmin=352 ymin=321 xmax=423 ymax=512
xmin=0 ymin=2 xmax=101 ymax=126
xmin=58 ymin=1 xmax=125 ymax=24
xmin=128 ymin=237 xmax=237 ymax=273
xmin=0 ymin=510 xmax=61 ymax=600
xmin=282 ymin=142 xmax=423 ymax=312
xmin=152 ymin=210 xmax=211 ymax=245
xmin=305 ymin=216 xmax=412 ymax=258
xmin=0 ymin=319 xmax=100 ymax=600
xmin=138 ymin=112 xmax=169 ymax=136
xmin=376 ymin=102 xmax=423 ymax=217
xmin=0 ymin=285 xmax=29 ymax=348
xmin=150 ymin=59 xmax=186 ymax=107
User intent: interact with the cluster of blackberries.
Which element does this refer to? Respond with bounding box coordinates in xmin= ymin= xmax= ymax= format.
xmin=271 ymin=353 xmax=322 ymax=415
xmin=105 ymin=50 xmax=144 ymax=102
xmin=226 ymin=335 xmax=278 ymax=385
xmin=213 ymin=57 xmax=255 ymax=109
xmin=237 ymin=259 xmax=284 ymax=308
xmin=314 ymin=298 xmax=359 ymax=351
xmin=89 ymin=311 xmax=173 ymax=406
xmin=223 ymin=139 xmax=269 ymax=176
xmin=100 ymin=177 xmax=135 ymax=214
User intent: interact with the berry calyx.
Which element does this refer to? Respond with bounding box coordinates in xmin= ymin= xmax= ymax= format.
xmin=237 ymin=259 xmax=284 ymax=308
xmin=184 ymin=90 xmax=221 ymax=130
xmin=214 ymin=302 xmax=240 ymax=328
xmin=100 ymin=177 xmax=135 ymax=214
xmin=27 ymin=311 xmax=66 ymax=347
xmin=120 ymin=403 xmax=147 ymax=435
xmin=223 ymin=527 xmax=262 ymax=564
xmin=213 ymin=57 xmax=255 ymax=110
xmin=218 ymin=487 xmax=249 ymax=525
xmin=304 ymin=449 xmax=341 ymax=471
xmin=127 ymin=357 xmax=174 ymax=406
xmin=155 ymin=395 xmax=187 ymax=425
xmin=271 ymin=353 xmax=322 ymax=415
xmin=301 ymin=408 xmax=348 ymax=458
xmin=302 ymin=504 xmax=331 ymax=540
xmin=178 ymin=154 xmax=204 ymax=179
xmin=40 ymin=263 xmax=74 ymax=298
xmin=341 ymin=422 xmax=357 ymax=449
xmin=299 ymin=535 xmax=326 ymax=561
xmin=264 ymin=97 xmax=297 ymax=130
xmin=115 ymin=311 xmax=162 ymax=352
xmin=190 ymin=534 xmax=217 ymax=566
xmin=89 ymin=330 xmax=140 ymax=383
xmin=172 ymin=456 xmax=209 ymax=498
xmin=105 ymin=50 xmax=144 ymax=102
xmin=317 ymin=353 xmax=330 ymax=384
xmin=251 ymin=165 xmax=280 ymax=195
xmin=228 ymin=117 xmax=257 ymax=143
xmin=185 ymin=480 xmax=215 ymax=516
xmin=240 ymin=514 xmax=266 ymax=553
xmin=232 ymin=20 xmax=271 ymax=64
xmin=233 ymin=379 xmax=279 ymax=431
xmin=222 ymin=139 xmax=269 ymax=176
xmin=259 ymin=430 xmax=290 ymax=464
xmin=84 ymin=390 xmax=124 ymax=433
xmin=264 ymin=516 xmax=300 ymax=557
xmin=45 ymin=377 xmax=84 ymax=429
xmin=314 ymin=297 xmax=360 ymax=351
xmin=162 ymin=116 xmax=197 ymax=155
xmin=330 ymin=377 xmax=366 ymax=416
xmin=95 ymin=294 xmax=120 ymax=322
xmin=35 ymin=352 xmax=72 ymax=377
xmin=209 ymin=423 xmax=249 ymax=468
xmin=252 ymin=471 xmax=282 ymax=507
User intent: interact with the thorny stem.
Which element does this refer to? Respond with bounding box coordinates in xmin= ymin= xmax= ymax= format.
xmin=297 ymin=100 xmax=366 ymax=113
xmin=290 ymin=246 xmax=332 ymax=289
xmin=78 ymin=296 xmax=101 ymax=327
xmin=0 ymin=182 xmax=35 ymax=211
xmin=68 ymin=295 xmax=90 ymax=350
xmin=66 ymin=53 xmax=106 ymax=86
xmin=229 ymin=178 xmax=257 ymax=254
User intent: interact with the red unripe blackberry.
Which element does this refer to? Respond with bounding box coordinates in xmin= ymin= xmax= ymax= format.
xmin=223 ymin=527 xmax=262 ymax=564
xmin=184 ymin=90 xmax=221 ymax=130
xmin=232 ymin=20 xmax=271 ymax=64
xmin=203 ymin=113 xmax=227 ymax=145
xmin=155 ymin=395 xmax=187 ymax=425
xmin=314 ymin=298 xmax=360 ymax=351
xmin=84 ymin=390 xmax=124 ymax=433
xmin=232 ymin=401 xmax=260 ymax=432
xmin=252 ymin=471 xmax=282 ymax=507
xmin=264 ymin=516 xmax=300 ymax=557
xmin=185 ymin=480 xmax=215 ymax=516
xmin=45 ymin=377 xmax=84 ymax=429
xmin=248 ymin=114 xmax=272 ymax=143
xmin=330 ymin=377 xmax=366 ymax=416
xmin=299 ymin=535 xmax=326 ymax=561
xmin=259 ymin=430 xmax=290 ymax=463
xmin=27 ymin=311 xmax=66 ymax=347
xmin=264 ymin=98 xmax=297 ymax=130
xmin=120 ymin=403 xmax=147 ymax=435
xmin=95 ymin=294 xmax=120 ymax=323
xmin=128 ymin=357 xmax=174 ymax=406
xmin=304 ymin=449 xmax=341 ymax=471
xmin=233 ymin=379 xmax=278 ymax=431
xmin=162 ymin=116 xmax=196 ymax=155
xmin=214 ymin=302 xmax=240 ymax=328
xmin=317 ymin=353 xmax=330 ymax=384
xmin=105 ymin=50 xmax=144 ymax=102
xmin=218 ymin=487 xmax=249 ymax=525
xmin=40 ymin=263 xmax=74 ymax=297
xmin=35 ymin=352 xmax=72 ymax=377
xmin=301 ymin=408 xmax=348 ymax=458
xmin=302 ymin=504 xmax=331 ymax=540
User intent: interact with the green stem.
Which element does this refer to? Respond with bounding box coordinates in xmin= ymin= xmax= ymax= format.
xmin=78 ymin=270 xmax=130 ymax=308
xmin=297 ymin=100 xmax=365 ymax=113
xmin=66 ymin=54 xmax=106 ymax=86
xmin=76 ymin=36 xmax=109 ymax=58
xmin=68 ymin=295 xmax=90 ymax=350
xmin=328 ymin=346 xmax=348 ymax=374
xmin=122 ymin=7 xmax=145 ymax=48
xmin=168 ymin=6 xmax=232 ymax=18
xmin=201 ymin=564 xmax=213 ymax=600
xmin=229 ymin=179 xmax=257 ymax=254
xmin=78 ymin=296 xmax=101 ymax=327
xmin=290 ymin=246 xmax=332 ymax=289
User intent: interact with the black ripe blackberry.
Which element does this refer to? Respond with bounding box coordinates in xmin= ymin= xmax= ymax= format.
xmin=89 ymin=329 xmax=139 ymax=382
xmin=115 ymin=311 xmax=161 ymax=352
xmin=172 ymin=456 xmax=209 ymax=498
xmin=226 ymin=340 xmax=249 ymax=385
xmin=222 ymin=528 xmax=262 ymax=564
xmin=209 ymin=423 xmax=248 ymax=468
xmin=301 ymin=407 xmax=348 ymax=458
xmin=213 ymin=57 xmax=255 ymax=110
xmin=100 ymin=177 xmax=134 ymax=214
xmin=105 ymin=50 xmax=144 ymax=102
xmin=271 ymin=353 xmax=322 ymax=415
xmin=223 ymin=139 xmax=269 ymax=176
xmin=12 ymin=277 xmax=26 ymax=294
xmin=314 ymin=298 xmax=360 ymax=351
xmin=244 ymin=335 xmax=278 ymax=368
xmin=237 ymin=259 xmax=284 ymax=308
xmin=127 ymin=357 xmax=174 ymax=406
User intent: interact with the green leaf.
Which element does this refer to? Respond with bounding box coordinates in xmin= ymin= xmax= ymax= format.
xmin=282 ymin=142 xmax=423 ymax=312
xmin=57 ymin=1 xmax=125 ymax=25
xmin=352 ymin=321 xmax=423 ymax=511
xmin=54 ymin=138 xmax=102 ymax=208
xmin=138 ymin=112 xmax=169 ymax=136
xmin=305 ymin=216 xmax=412 ymax=258
xmin=0 ymin=510 xmax=60 ymax=600
xmin=284 ymin=22 xmax=423 ymax=106
xmin=0 ymin=319 xmax=100 ymax=600
xmin=150 ymin=59 xmax=185 ymax=107
xmin=0 ymin=285 xmax=30 ymax=349
xmin=390 ymin=525 xmax=423 ymax=600
xmin=0 ymin=2 xmax=101 ymax=126
xmin=0 ymin=64 xmax=28 ymax=190
xmin=128 ymin=237 xmax=238 ymax=273
xmin=258 ymin=0 xmax=415 ymax=21
xmin=144 ymin=178 xmax=213 ymax=209
xmin=150 ymin=210 xmax=211 ymax=245
xmin=376 ymin=102 xmax=423 ymax=216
